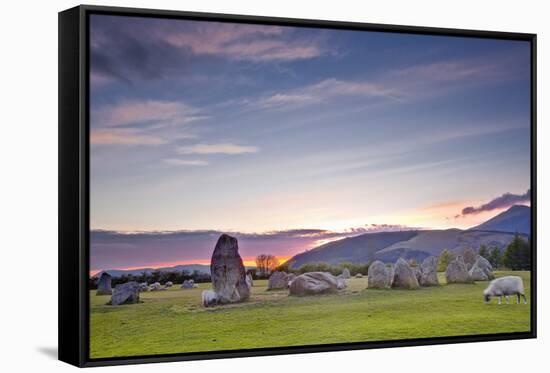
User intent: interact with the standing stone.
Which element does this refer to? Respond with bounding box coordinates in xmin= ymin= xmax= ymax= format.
xmin=109 ymin=281 xmax=140 ymax=305
xmin=165 ymin=281 xmax=173 ymax=287
xmin=469 ymin=255 xmax=494 ymax=281
xmin=96 ymin=272 xmax=112 ymax=295
xmin=445 ymin=255 xmax=473 ymax=284
xmin=246 ymin=274 xmax=254 ymax=288
xmin=268 ymin=271 xmax=289 ymax=290
xmin=289 ymin=272 xmax=340 ymax=296
xmin=139 ymin=282 xmax=149 ymax=292
xmin=341 ymin=268 xmax=351 ymax=279
xmin=210 ymin=234 xmax=250 ymax=304
xmin=367 ymin=261 xmax=391 ymax=289
xmin=355 ymin=273 xmax=363 ymax=278
xmin=418 ymin=256 xmax=440 ymax=286
xmin=391 ymin=258 xmax=420 ymax=289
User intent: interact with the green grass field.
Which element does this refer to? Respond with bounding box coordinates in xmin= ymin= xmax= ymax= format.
xmin=89 ymin=271 xmax=531 ymax=358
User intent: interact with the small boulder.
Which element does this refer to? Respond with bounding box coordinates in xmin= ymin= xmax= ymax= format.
xmin=445 ymin=255 xmax=473 ymax=284
xmin=391 ymin=258 xmax=420 ymax=289
xmin=165 ymin=281 xmax=173 ymax=287
xmin=355 ymin=273 xmax=363 ymax=278
xmin=210 ymin=234 xmax=250 ymax=304
xmin=289 ymin=272 xmax=340 ymax=296
xmin=181 ymin=279 xmax=195 ymax=289
xmin=367 ymin=261 xmax=391 ymax=289
xmin=418 ymin=256 xmax=439 ymax=286
xmin=96 ymin=272 xmax=112 ymax=296
xmin=267 ymin=271 xmax=289 ymax=290
xmin=149 ymin=282 xmax=162 ymax=291
xmin=109 ymin=281 xmax=140 ymax=305
xmin=139 ymin=282 xmax=149 ymax=292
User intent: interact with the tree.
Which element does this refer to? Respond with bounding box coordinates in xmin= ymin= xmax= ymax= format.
xmin=478 ymin=244 xmax=488 ymax=259
xmin=503 ymin=234 xmax=530 ymax=270
xmin=255 ymin=254 xmax=280 ymax=276
xmin=488 ymin=246 xmax=502 ymax=268
xmin=438 ymin=249 xmax=451 ymax=272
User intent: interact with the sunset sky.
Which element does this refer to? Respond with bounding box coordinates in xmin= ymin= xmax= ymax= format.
xmin=89 ymin=15 xmax=531 ymax=272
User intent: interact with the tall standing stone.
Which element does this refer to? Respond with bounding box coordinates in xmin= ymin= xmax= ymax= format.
xmin=367 ymin=260 xmax=391 ymax=289
xmin=210 ymin=234 xmax=250 ymax=304
xmin=445 ymin=255 xmax=473 ymax=284
xmin=418 ymin=256 xmax=440 ymax=286
xmin=391 ymin=258 xmax=420 ymax=289
xmin=96 ymin=272 xmax=112 ymax=295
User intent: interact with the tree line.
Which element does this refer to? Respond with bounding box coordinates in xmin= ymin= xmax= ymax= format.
xmin=437 ymin=234 xmax=531 ymax=271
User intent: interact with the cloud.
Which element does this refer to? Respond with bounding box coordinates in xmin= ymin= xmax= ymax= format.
xmin=162 ymin=22 xmax=323 ymax=62
xmin=177 ymin=143 xmax=259 ymax=155
xmin=255 ymin=78 xmax=400 ymax=110
xmin=90 ymin=128 xmax=166 ymax=146
xmin=93 ymin=100 xmax=205 ymax=128
xmin=460 ymin=189 xmax=531 ymax=216
xmin=90 ymin=16 xmax=325 ymax=83
xmin=163 ymin=158 xmax=209 ymax=166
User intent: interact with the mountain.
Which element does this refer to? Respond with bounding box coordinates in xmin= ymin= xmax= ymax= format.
xmin=470 ymin=205 xmax=530 ymax=234
xmin=96 ymin=264 xmax=211 ymax=278
xmin=287 ymin=205 xmax=530 ymax=268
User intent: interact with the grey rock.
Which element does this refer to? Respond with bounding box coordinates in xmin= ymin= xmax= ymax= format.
xmin=210 ymin=234 xmax=250 ymax=304
xmin=149 ymin=282 xmax=162 ymax=291
xmin=341 ymin=268 xmax=351 ymax=279
xmin=109 ymin=281 xmax=140 ymax=305
xmin=289 ymin=272 xmax=340 ymax=296
xmin=139 ymin=282 xmax=149 ymax=292
xmin=181 ymin=279 xmax=195 ymax=289
xmin=391 ymin=258 xmax=420 ymax=289
xmin=445 ymin=255 xmax=473 ymax=284
xmin=469 ymin=255 xmax=494 ymax=281
xmin=96 ymin=272 xmax=112 ymax=295
xmin=367 ymin=260 xmax=391 ymax=289
xmin=418 ymin=256 xmax=440 ymax=286
xmin=267 ymin=271 xmax=289 ymax=290
xmin=165 ymin=281 xmax=173 ymax=287
xmin=246 ymin=274 xmax=254 ymax=288
xmin=355 ymin=273 xmax=363 ymax=278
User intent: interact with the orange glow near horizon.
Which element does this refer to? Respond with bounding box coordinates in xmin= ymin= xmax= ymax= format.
xmin=90 ymin=255 xmax=293 ymax=277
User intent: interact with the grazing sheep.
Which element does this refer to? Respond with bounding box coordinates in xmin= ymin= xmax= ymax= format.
xmin=483 ymin=276 xmax=527 ymax=305
xmin=202 ymin=290 xmax=219 ymax=307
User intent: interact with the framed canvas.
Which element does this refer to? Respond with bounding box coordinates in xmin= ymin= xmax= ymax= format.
xmin=58 ymin=5 xmax=537 ymax=367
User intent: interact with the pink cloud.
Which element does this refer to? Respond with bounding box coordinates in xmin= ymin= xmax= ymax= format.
xmin=90 ymin=128 xmax=165 ymax=146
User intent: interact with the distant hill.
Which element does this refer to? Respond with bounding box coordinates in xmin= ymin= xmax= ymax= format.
xmin=470 ymin=205 xmax=530 ymax=234
xmin=96 ymin=264 xmax=211 ymax=278
xmin=287 ymin=205 xmax=530 ymax=268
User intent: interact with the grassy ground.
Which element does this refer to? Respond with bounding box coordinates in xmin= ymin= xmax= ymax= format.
xmin=89 ymin=271 xmax=531 ymax=358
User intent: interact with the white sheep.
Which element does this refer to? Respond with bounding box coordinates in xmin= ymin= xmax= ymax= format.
xmin=483 ymin=276 xmax=527 ymax=305
xmin=201 ymin=290 xmax=219 ymax=307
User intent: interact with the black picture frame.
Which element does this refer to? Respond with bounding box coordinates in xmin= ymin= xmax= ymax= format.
xmin=59 ymin=4 xmax=537 ymax=368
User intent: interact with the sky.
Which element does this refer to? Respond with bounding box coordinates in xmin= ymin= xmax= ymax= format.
xmin=89 ymin=15 xmax=531 ymax=272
